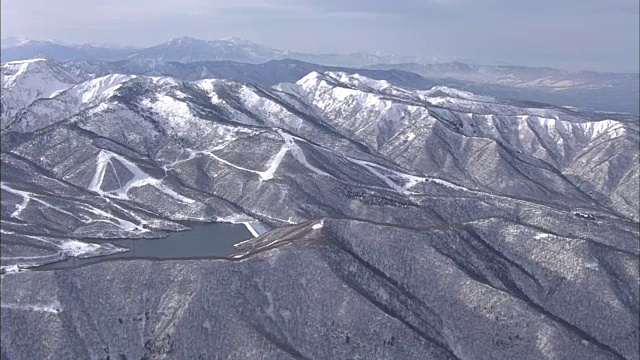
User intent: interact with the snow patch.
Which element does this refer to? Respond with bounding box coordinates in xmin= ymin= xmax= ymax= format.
xmin=258 ymin=141 xmax=290 ymax=181
xmin=428 ymin=178 xmax=470 ymax=192
xmin=349 ymin=158 xmax=425 ymax=195
xmin=1 ymin=264 xmax=29 ymax=275
xmin=534 ymin=233 xmax=552 ymax=240
xmin=59 ymin=240 xmax=101 ymax=257
xmin=311 ymin=220 xmax=324 ymax=230
xmin=1 ymin=182 xmax=77 ymax=219
xmin=278 ymin=130 xmax=333 ymax=178
xmin=89 ymin=150 xmax=195 ymax=204
xmin=1 ymin=301 xmax=63 ymax=314
xmin=75 ymin=74 xmax=134 ymax=104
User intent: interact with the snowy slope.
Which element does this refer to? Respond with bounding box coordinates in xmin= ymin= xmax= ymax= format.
xmin=5 ymin=74 xmax=135 ymax=132
xmin=1 ymin=64 xmax=638 ymax=360
xmin=1 ymin=59 xmax=81 ymax=128
xmin=6 ymin=68 xmax=636 ymax=218
xmin=276 ymin=71 xmax=639 ymax=220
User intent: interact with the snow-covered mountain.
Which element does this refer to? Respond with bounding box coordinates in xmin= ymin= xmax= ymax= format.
xmin=3 ymin=37 xmax=637 ymax=113
xmin=0 ymin=58 xmax=82 ymax=127
xmin=47 ymin=57 xmax=639 ymax=114
xmin=1 ymin=59 xmax=638 ymax=359
xmin=58 ymin=58 xmax=436 ymax=90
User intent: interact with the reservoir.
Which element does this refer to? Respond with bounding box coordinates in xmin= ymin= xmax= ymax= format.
xmin=37 ymin=222 xmax=260 ymax=271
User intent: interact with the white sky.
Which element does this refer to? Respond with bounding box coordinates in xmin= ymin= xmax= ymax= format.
xmin=2 ymin=0 xmax=638 ymax=71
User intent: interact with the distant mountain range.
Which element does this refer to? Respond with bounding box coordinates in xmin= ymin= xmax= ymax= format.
xmin=2 ymin=36 xmax=637 ymax=114
xmin=0 ymin=38 xmax=136 ymax=62
xmin=367 ymin=62 xmax=638 ymax=89
xmin=0 ymin=36 xmax=426 ymax=67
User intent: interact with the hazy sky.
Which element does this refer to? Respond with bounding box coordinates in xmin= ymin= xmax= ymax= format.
xmin=2 ymin=0 xmax=638 ymax=72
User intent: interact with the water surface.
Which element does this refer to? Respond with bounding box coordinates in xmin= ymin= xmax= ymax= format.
xmin=38 ymin=222 xmax=254 ymax=271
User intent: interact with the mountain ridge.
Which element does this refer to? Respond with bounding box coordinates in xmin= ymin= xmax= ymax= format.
xmin=1 ymin=57 xmax=638 ymax=360
xmin=3 ymin=36 xmax=636 ymax=73
xmin=3 ymin=37 xmax=637 ymax=114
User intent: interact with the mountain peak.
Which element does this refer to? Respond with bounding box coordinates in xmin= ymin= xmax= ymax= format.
xmin=220 ymin=37 xmax=255 ymax=44
xmin=1 ymin=37 xmax=34 ymax=48
xmin=163 ymin=36 xmax=259 ymax=48
xmin=166 ymin=36 xmax=203 ymax=45
xmin=3 ymin=57 xmax=49 ymax=65
xmin=296 ymin=71 xmax=395 ymax=94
